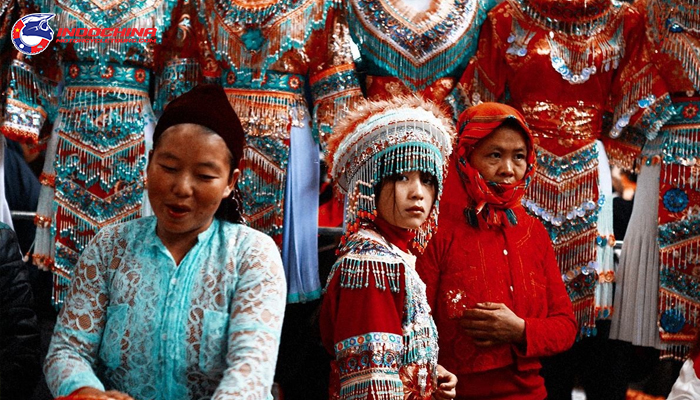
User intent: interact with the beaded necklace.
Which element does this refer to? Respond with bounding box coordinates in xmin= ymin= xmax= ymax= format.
xmin=200 ymin=0 xmax=330 ymax=80
xmin=348 ymin=0 xmax=482 ymax=90
xmin=649 ymin=0 xmax=700 ymax=92
xmin=49 ymin=0 xmax=178 ymax=63
xmin=512 ymin=0 xmax=624 ymax=84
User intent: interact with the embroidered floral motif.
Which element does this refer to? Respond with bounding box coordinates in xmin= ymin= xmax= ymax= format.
xmin=683 ymin=103 xmax=698 ymax=119
xmin=663 ymin=188 xmax=690 ymax=213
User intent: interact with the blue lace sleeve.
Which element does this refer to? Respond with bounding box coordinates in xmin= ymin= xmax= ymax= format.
xmin=43 ymin=227 xmax=117 ymax=396
xmin=212 ymin=232 xmax=287 ymax=400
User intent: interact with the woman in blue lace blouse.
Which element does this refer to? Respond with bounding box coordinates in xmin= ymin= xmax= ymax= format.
xmin=44 ymin=84 xmax=287 ymax=400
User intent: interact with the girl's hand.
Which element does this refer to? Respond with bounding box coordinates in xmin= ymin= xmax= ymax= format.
xmin=458 ymin=302 xmax=525 ymax=347
xmin=432 ymin=364 xmax=457 ymax=399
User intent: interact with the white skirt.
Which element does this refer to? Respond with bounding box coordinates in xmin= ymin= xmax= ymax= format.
xmin=609 ymin=163 xmax=662 ymax=349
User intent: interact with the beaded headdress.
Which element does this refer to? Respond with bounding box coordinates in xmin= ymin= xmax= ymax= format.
xmin=327 ymin=96 xmax=454 ymax=252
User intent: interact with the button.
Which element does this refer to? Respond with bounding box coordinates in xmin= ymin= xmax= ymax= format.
xmin=503 ymin=249 xmax=508 ymax=256
xmin=170 ymin=278 xmax=177 ymax=286
xmin=510 ymin=285 xmax=514 ymax=292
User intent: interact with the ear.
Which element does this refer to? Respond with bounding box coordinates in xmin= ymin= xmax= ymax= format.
xmin=145 ymin=150 xmax=155 ymax=190
xmin=222 ymin=168 xmax=240 ymax=198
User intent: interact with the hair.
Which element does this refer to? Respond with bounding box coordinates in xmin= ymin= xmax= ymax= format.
xmin=152 ymin=124 xmax=245 ymax=224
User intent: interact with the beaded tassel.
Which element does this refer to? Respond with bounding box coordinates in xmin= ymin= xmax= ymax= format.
xmin=657 ymin=152 xmax=700 ymax=350
xmin=226 ymin=90 xmax=307 ymax=140
xmin=1 ymin=60 xmax=58 ymax=144
xmin=153 ymin=58 xmax=201 ymax=113
xmin=48 ymin=0 xmax=178 ymax=64
xmin=348 ymin=0 xmax=480 ymax=91
xmin=524 ymin=143 xmax=601 ymax=337
xmin=239 ymin=146 xmax=287 ymax=247
xmin=40 ymin=68 xmax=152 ymax=308
xmin=205 ymin=0 xmax=329 ymax=81
xmin=547 ymin=23 xmax=623 ymax=84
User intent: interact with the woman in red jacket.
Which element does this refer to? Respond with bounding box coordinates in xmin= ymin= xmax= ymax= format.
xmin=416 ymin=102 xmax=577 ymax=400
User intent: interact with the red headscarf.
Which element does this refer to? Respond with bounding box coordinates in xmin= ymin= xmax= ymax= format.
xmin=453 ymin=103 xmax=536 ymax=229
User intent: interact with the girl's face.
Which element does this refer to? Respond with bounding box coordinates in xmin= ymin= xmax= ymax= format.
xmin=468 ymin=126 xmax=528 ymax=184
xmin=147 ymin=124 xmax=238 ymax=244
xmin=377 ymin=170 xmax=436 ymax=230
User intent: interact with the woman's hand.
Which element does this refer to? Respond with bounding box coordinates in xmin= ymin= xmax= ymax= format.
xmin=432 ymin=364 xmax=457 ymax=399
xmin=68 ymin=387 xmax=136 ymax=400
xmin=458 ymin=302 xmax=525 ymax=347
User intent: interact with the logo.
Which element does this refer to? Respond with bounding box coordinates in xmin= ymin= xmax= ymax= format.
xmin=12 ymin=13 xmax=55 ymax=55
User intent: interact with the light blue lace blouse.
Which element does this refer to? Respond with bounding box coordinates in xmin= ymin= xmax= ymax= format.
xmin=44 ymin=216 xmax=287 ymax=400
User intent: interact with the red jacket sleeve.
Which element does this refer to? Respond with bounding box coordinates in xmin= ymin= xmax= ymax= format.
xmin=517 ymin=225 xmax=577 ymax=358
xmin=415 ymin=230 xmax=444 ymax=313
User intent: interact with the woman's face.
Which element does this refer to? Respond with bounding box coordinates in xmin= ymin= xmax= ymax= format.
xmin=377 ymin=170 xmax=436 ymax=230
xmin=147 ymin=124 xmax=238 ymax=243
xmin=468 ymin=125 xmax=528 ymax=184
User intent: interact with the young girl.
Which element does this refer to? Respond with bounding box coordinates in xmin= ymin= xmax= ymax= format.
xmin=320 ymin=96 xmax=457 ymax=399
xmin=44 ymin=84 xmax=287 ymax=400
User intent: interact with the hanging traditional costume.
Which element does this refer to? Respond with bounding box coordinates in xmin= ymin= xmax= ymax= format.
xmin=611 ymin=0 xmax=700 ymax=359
xmin=0 ymin=0 xmax=58 ymax=229
xmin=320 ymin=97 xmax=454 ymax=399
xmin=347 ymin=0 xmax=499 ymax=109
xmin=197 ymin=0 xmax=362 ymax=303
xmin=0 ymin=0 xmax=209 ymax=307
xmin=454 ymin=0 xmax=673 ymax=336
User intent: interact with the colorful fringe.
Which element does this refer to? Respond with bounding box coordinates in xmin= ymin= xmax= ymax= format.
xmin=524 ymin=142 xmax=601 ymax=337
xmin=153 ymin=58 xmax=201 ymax=114
xmin=1 ymin=60 xmax=58 ymax=144
xmin=200 ymin=0 xmax=332 ymax=80
xmin=223 ymin=70 xmax=308 ymax=248
xmin=348 ymin=0 xmax=488 ymax=91
xmin=35 ymin=63 xmax=153 ymax=308
xmin=45 ymin=0 xmax=178 ymax=64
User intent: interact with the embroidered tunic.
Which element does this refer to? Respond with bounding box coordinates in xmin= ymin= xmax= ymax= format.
xmin=320 ymin=229 xmax=439 ymax=400
xmin=44 ymin=217 xmax=287 ymax=399
xmin=1 ymin=0 xmax=208 ymax=307
xmin=416 ymin=186 xmax=576 ymax=399
xmin=611 ymin=0 xmax=700 ymax=357
xmin=454 ymin=0 xmax=672 ymax=335
xmin=197 ymin=0 xmax=362 ymax=302
xmin=347 ymin=0 xmax=499 ymax=107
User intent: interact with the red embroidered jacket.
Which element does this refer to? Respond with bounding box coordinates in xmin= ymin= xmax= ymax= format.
xmin=416 ymin=182 xmax=577 ymax=381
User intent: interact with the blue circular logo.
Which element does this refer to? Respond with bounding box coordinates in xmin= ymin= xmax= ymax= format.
xmin=11 ymin=13 xmax=55 ymax=55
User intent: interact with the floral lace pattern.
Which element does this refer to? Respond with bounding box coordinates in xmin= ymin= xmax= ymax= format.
xmin=44 ymin=217 xmax=287 ymax=400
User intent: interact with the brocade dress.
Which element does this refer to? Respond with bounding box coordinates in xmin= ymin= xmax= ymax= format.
xmin=1 ymin=0 xmax=207 ymax=307
xmin=611 ymin=0 xmax=700 ymax=357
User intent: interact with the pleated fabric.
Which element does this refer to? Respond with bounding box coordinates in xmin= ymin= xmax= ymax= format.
xmin=610 ymin=163 xmax=662 ymax=349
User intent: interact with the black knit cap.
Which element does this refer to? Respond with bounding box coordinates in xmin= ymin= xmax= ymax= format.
xmin=153 ymin=84 xmax=244 ymax=165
